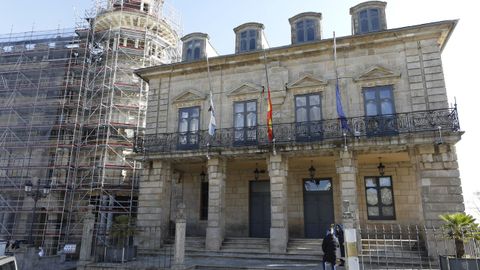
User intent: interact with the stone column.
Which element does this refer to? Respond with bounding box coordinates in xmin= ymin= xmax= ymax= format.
xmin=135 ymin=160 xmax=173 ymax=251
xmin=414 ymin=144 xmax=464 ymax=227
xmin=336 ymin=150 xmax=360 ymax=270
xmin=267 ymin=154 xmax=288 ymax=253
xmin=335 ymin=150 xmax=359 ymax=228
xmin=206 ymin=157 xmax=226 ymax=251
xmin=78 ymin=205 xmax=95 ymax=265
xmin=173 ymin=203 xmax=186 ymax=270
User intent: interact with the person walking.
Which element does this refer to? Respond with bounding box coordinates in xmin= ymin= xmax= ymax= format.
xmin=322 ymin=226 xmax=338 ymax=270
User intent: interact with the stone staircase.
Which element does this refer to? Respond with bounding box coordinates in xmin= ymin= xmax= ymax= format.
xmin=164 ymin=237 xmax=328 ymax=269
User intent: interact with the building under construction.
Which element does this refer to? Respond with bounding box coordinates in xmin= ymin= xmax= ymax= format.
xmin=0 ymin=0 xmax=180 ymax=255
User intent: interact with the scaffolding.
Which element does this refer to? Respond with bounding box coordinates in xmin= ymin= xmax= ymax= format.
xmin=0 ymin=0 xmax=180 ymax=255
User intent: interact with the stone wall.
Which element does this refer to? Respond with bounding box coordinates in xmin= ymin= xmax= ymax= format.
xmin=175 ymin=154 xmax=429 ymax=238
xmin=357 ymin=161 xmax=422 ymax=226
xmin=145 ymin=35 xmax=448 ymax=137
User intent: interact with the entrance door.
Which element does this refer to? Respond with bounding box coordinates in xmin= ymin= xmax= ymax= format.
xmin=303 ymin=178 xmax=334 ymax=238
xmin=249 ymin=181 xmax=270 ymax=238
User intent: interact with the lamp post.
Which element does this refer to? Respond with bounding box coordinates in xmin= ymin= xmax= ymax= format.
xmin=24 ymin=179 xmax=51 ymax=245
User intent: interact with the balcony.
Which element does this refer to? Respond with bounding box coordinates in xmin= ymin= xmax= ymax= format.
xmin=137 ymin=108 xmax=460 ymax=154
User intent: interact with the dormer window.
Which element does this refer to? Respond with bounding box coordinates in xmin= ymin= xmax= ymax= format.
xmin=296 ymin=19 xmax=316 ymax=43
xmin=240 ymin=30 xmax=257 ymax=52
xmin=359 ymin=8 xmax=380 ymax=33
xmin=350 ymin=1 xmax=387 ymax=35
xmin=186 ymin=39 xmax=202 ymax=61
xmin=289 ymin=12 xmax=322 ymax=44
xmin=234 ymin=23 xmax=267 ymax=53
xmin=181 ymin=33 xmax=218 ymax=62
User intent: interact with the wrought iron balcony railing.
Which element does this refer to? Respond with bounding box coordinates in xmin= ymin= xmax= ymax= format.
xmin=137 ymin=108 xmax=460 ymax=154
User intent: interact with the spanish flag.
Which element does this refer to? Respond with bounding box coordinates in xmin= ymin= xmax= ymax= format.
xmin=267 ymin=86 xmax=274 ymax=142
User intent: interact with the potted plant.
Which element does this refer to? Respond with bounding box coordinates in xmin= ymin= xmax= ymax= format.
xmin=439 ymin=212 xmax=480 ymax=270
xmin=105 ymin=215 xmax=137 ymax=263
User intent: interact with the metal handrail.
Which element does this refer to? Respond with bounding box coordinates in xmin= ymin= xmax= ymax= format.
xmin=137 ymin=107 xmax=460 ymax=154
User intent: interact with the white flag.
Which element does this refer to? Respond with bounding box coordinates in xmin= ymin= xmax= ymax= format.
xmin=208 ymin=92 xmax=216 ymax=136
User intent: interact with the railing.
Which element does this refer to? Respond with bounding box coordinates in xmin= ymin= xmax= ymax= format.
xmin=138 ymin=107 xmax=460 ymax=154
xmin=359 ymin=224 xmax=480 ymax=270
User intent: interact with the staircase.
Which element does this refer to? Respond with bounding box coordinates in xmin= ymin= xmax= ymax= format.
xmin=170 ymin=237 xmax=328 ymax=269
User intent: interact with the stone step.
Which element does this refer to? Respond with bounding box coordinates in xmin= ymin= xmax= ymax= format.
xmin=185 ymin=249 xmax=323 ymax=262
xmin=223 ymin=237 xmax=269 ymax=243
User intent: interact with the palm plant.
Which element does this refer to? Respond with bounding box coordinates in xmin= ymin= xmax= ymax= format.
xmin=440 ymin=213 xmax=480 ymax=258
xmin=109 ymin=215 xmax=136 ymax=247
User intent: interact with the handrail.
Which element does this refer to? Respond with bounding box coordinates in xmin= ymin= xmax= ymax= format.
xmin=136 ymin=107 xmax=460 ymax=154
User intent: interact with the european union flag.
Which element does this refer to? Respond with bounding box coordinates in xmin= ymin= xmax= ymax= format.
xmin=336 ymin=79 xmax=349 ymax=131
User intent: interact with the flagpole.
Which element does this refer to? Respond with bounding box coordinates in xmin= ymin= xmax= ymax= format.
xmin=262 ymin=49 xmax=276 ymax=155
xmin=206 ymin=54 xmax=216 ymax=160
xmin=333 ymin=31 xmax=338 ymax=79
xmin=334 ymin=31 xmax=350 ymax=149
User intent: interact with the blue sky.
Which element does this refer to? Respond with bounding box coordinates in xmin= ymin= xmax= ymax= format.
xmin=1 ymin=1 xmax=479 ymax=207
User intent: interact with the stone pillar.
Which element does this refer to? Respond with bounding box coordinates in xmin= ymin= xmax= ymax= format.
xmin=135 ymin=160 xmax=173 ymax=251
xmin=336 ymin=150 xmax=359 ymax=228
xmin=78 ymin=205 xmax=95 ymax=265
xmin=206 ymin=157 xmax=226 ymax=251
xmin=267 ymin=154 xmax=288 ymax=253
xmin=172 ymin=203 xmax=186 ymax=270
xmin=414 ymin=144 xmax=464 ymax=227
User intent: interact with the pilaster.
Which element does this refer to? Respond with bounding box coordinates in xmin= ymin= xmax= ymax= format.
xmin=135 ymin=160 xmax=173 ymax=250
xmin=206 ymin=157 xmax=227 ymax=251
xmin=414 ymin=144 xmax=464 ymax=227
xmin=335 ymin=150 xmax=359 ymax=228
xmin=267 ymin=154 xmax=288 ymax=253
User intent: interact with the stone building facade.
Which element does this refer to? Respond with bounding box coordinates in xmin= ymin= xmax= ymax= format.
xmin=134 ymin=1 xmax=463 ymax=253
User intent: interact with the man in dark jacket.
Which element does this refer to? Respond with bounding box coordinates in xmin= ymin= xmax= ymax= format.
xmin=322 ymin=229 xmax=337 ymax=269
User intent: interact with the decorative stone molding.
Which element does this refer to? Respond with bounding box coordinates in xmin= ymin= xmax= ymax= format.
xmin=287 ymin=73 xmax=328 ymax=95
xmin=171 ymin=89 xmax=207 ymax=107
xmin=354 ymin=65 xmax=400 ymax=82
xmin=227 ymin=82 xmax=263 ymax=101
xmin=353 ymin=65 xmax=400 ymax=89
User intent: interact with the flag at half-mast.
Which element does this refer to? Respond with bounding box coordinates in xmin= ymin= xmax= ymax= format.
xmin=206 ymin=54 xmax=216 ymax=136
xmin=266 ymin=86 xmax=274 ymax=141
xmin=208 ymin=92 xmax=216 ymax=136
xmin=333 ymin=32 xmax=349 ymax=131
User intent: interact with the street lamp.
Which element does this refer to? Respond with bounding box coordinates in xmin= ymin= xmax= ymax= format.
xmin=24 ymin=179 xmax=51 ymax=245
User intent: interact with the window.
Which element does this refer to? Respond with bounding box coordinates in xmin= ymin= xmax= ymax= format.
xmin=177 ymin=107 xmax=200 ymax=149
xmin=240 ymin=29 xmax=257 ymax=52
xmin=364 ymin=176 xmax=395 ymax=220
xmin=185 ymin=40 xmax=202 ymax=61
xmin=363 ymin=85 xmax=397 ymax=136
xmin=358 ymin=8 xmax=380 ymax=34
xmin=200 ymin=182 xmax=209 ymax=220
xmin=295 ymin=93 xmax=322 ymax=141
xmin=233 ymin=100 xmax=257 ymax=145
xmin=296 ymin=19 xmax=316 ymax=43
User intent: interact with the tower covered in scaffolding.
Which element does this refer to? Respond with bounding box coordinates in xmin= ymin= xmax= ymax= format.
xmin=0 ymin=0 xmax=180 ymax=255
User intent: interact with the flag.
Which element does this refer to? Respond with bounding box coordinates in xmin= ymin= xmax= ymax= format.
xmin=333 ymin=32 xmax=349 ymax=131
xmin=336 ymin=79 xmax=349 ymax=131
xmin=266 ymin=86 xmax=274 ymax=141
xmin=208 ymin=92 xmax=216 ymax=136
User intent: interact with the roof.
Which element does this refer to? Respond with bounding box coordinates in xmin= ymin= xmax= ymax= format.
xmin=135 ymin=20 xmax=458 ymax=82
